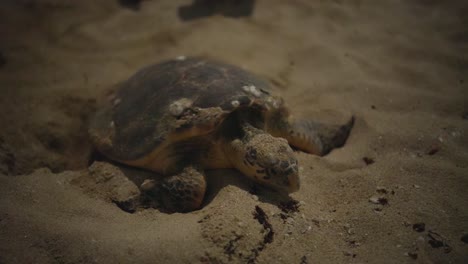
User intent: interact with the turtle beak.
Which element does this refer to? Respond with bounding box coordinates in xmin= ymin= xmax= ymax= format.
xmin=273 ymin=167 xmax=300 ymax=194
xmin=270 ymin=158 xmax=300 ymax=194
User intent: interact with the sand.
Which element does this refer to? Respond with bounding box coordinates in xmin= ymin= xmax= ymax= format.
xmin=1 ymin=0 xmax=467 ymax=263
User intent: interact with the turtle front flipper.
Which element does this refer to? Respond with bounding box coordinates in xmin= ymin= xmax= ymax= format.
xmin=286 ymin=116 xmax=354 ymax=156
xmin=141 ymin=167 xmax=207 ymax=213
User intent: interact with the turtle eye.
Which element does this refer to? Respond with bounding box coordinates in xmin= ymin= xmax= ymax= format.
xmin=265 ymin=168 xmax=277 ymax=178
xmin=280 ymin=160 xmax=289 ymax=169
xmin=245 ymin=147 xmax=257 ymax=166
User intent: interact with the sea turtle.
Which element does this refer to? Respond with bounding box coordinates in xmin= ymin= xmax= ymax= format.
xmin=89 ymin=57 xmax=354 ymax=212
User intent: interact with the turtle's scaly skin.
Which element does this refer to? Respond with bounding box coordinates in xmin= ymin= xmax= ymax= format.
xmin=89 ymin=57 xmax=353 ymax=212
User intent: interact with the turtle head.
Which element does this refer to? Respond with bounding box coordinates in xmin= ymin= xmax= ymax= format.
xmin=229 ymin=131 xmax=300 ymax=193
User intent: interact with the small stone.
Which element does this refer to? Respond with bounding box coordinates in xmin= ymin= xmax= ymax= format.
xmin=460 ymin=234 xmax=468 ymax=244
xmin=369 ymin=196 xmax=382 ymax=204
xmin=427 ymin=145 xmax=440 ymax=155
xmin=113 ymin=98 xmax=121 ymax=106
xmin=428 ymin=239 xmax=444 ymax=248
xmin=175 ymin=55 xmax=186 ymax=61
xmin=413 ymin=184 xmax=420 ymax=189
xmin=231 ymin=100 xmax=240 ymax=107
xmin=376 ymin=186 xmax=387 ymax=194
xmin=252 ymin=195 xmax=259 ymax=201
xmin=412 ymin=223 xmax=425 ymax=232
xmin=362 ymin=157 xmax=375 ymax=165
xmin=348 ymin=240 xmax=360 ymax=247
xmin=286 ymin=217 xmax=294 ymax=225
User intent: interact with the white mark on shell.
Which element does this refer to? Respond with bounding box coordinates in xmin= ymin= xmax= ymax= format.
xmin=272 ymin=100 xmax=279 ymax=108
xmin=169 ymin=98 xmax=193 ymax=116
xmin=266 ymin=96 xmax=280 ymax=109
xmin=250 ymin=85 xmax=261 ymax=97
xmin=231 ymin=100 xmax=240 ymax=107
xmin=113 ymin=98 xmax=121 ymax=106
xmin=176 ymin=55 xmax=186 ymax=61
xmin=242 ymin=84 xmax=261 ymax=97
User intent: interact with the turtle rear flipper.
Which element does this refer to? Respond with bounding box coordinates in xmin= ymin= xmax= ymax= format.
xmin=287 ymin=116 xmax=354 ymax=155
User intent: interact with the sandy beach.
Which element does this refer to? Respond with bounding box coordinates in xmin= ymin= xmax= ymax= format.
xmin=1 ymin=0 xmax=467 ymax=263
